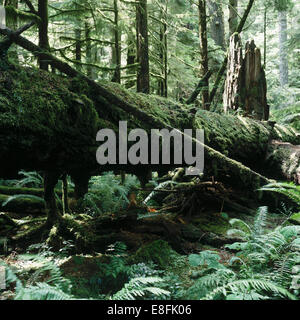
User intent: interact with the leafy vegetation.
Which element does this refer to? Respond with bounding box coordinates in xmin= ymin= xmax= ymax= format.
xmin=0 ymin=0 xmax=299 ymax=304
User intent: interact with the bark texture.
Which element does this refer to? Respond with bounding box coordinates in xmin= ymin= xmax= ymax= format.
xmin=223 ymin=36 xmax=268 ymax=121
xmin=208 ymin=0 xmax=225 ymax=50
xmin=198 ymin=0 xmax=209 ymax=109
xmin=136 ymin=0 xmax=150 ymax=93
xmin=278 ymin=10 xmax=289 ymax=86
xmin=228 ymin=0 xmax=238 ymax=36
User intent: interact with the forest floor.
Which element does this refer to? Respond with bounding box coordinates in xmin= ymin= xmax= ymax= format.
xmin=1 ymin=184 xmax=299 ymax=300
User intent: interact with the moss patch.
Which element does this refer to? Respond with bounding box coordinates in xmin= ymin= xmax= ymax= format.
xmin=131 ymin=239 xmax=178 ymax=268
xmin=192 ymin=213 xmax=231 ymax=236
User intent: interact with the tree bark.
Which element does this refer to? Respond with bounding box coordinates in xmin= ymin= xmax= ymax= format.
xmin=223 ymin=36 xmax=268 ymax=120
xmin=75 ymin=28 xmax=82 ymax=72
xmin=209 ymin=0 xmax=255 ymax=105
xmin=278 ymin=10 xmax=289 ymax=86
xmin=208 ymin=0 xmax=225 ymax=50
xmin=111 ymin=0 xmax=121 ymax=83
xmin=4 ymin=0 xmax=18 ymax=61
xmin=243 ymin=40 xmax=268 ymax=120
xmin=38 ymin=0 xmax=49 ymax=71
xmin=228 ymin=0 xmax=238 ymax=36
xmin=136 ymin=0 xmax=150 ymax=93
xmin=44 ymin=172 xmax=61 ymax=226
xmin=223 ymin=33 xmax=243 ymax=113
xmin=198 ymin=0 xmax=210 ymax=110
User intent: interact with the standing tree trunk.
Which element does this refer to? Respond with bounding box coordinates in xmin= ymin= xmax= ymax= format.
xmin=38 ymin=0 xmax=49 ymax=71
xmin=263 ymin=4 xmax=267 ymax=67
xmin=278 ymin=9 xmax=289 ymax=86
xmin=44 ymin=172 xmax=61 ymax=226
xmin=85 ymin=21 xmax=92 ymax=78
xmin=4 ymin=0 xmax=18 ymax=62
xmin=62 ymin=173 xmax=69 ymax=214
xmin=75 ymin=27 xmax=82 ymax=72
xmin=158 ymin=1 xmax=168 ymax=97
xmin=112 ymin=0 xmax=121 ymax=83
xmin=198 ymin=0 xmax=210 ymax=110
xmin=207 ymin=0 xmax=225 ymax=50
xmin=228 ymin=0 xmax=238 ymax=36
xmin=136 ymin=0 xmax=150 ymax=93
xmin=125 ymin=31 xmax=136 ymax=89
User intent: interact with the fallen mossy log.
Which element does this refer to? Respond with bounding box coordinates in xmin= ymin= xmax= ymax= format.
xmin=0 ymin=193 xmax=45 ymax=214
xmin=0 ymin=25 xmax=300 ymax=224
xmin=0 ymin=30 xmax=298 ymax=186
xmin=0 ymin=186 xmax=74 ymax=197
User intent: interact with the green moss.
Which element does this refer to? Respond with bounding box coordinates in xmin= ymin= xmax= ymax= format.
xmin=0 ymin=63 xmax=99 ymax=172
xmin=131 ymin=239 xmax=178 ymax=268
xmin=192 ymin=213 xmax=231 ymax=236
xmin=0 ymin=193 xmax=45 ymax=214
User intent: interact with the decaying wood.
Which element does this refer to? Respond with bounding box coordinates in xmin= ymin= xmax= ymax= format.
xmin=223 ymin=36 xmax=268 ymax=120
xmin=223 ymin=34 xmax=243 ymax=113
xmin=244 ymin=40 xmax=268 ymax=120
xmin=265 ymin=140 xmax=300 ymax=184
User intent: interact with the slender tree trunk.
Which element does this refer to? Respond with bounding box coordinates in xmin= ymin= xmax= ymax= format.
xmin=112 ymin=0 xmax=121 ymax=83
xmin=85 ymin=21 xmax=92 ymax=78
xmin=44 ymin=172 xmax=61 ymax=226
xmin=158 ymin=1 xmax=168 ymax=97
xmin=62 ymin=173 xmax=69 ymax=214
xmin=136 ymin=0 xmax=150 ymax=93
xmin=278 ymin=10 xmax=289 ymax=86
xmin=263 ymin=4 xmax=267 ymax=67
xmin=198 ymin=0 xmax=210 ymax=110
xmin=75 ymin=28 xmax=82 ymax=72
xmin=228 ymin=0 xmax=238 ymax=36
xmin=125 ymin=32 xmax=136 ymax=89
xmin=38 ymin=0 xmax=49 ymax=71
xmin=207 ymin=0 xmax=225 ymax=50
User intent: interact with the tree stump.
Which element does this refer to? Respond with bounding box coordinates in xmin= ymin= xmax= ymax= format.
xmin=223 ymin=35 xmax=268 ymax=121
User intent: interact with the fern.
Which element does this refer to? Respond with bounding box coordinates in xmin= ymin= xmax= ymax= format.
xmin=259 ymin=182 xmax=300 ymax=209
xmin=82 ymin=173 xmax=139 ymax=215
xmin=111 ymin=277 xmax=169 ymax=300
xmin=202 ymin=279 xmax=297 ymax=300
xmin=2 ymin=194 xmax=45 ymax=207
xmin=15 ymin=170 xmax=44 ymax=188
xmin=14 ymin=283 xmax=74 ymax=300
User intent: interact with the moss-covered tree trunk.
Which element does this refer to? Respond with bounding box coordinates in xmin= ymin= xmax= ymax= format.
xmin=0 ymin=24 xmax=299 ymax=194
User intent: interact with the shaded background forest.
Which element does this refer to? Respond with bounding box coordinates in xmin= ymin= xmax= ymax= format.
xmin=3 ymin=0 xmax=300 ymax=113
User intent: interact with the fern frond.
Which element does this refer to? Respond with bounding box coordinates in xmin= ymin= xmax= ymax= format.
xmin=202 ymin=279 xmax=297 ymax=300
